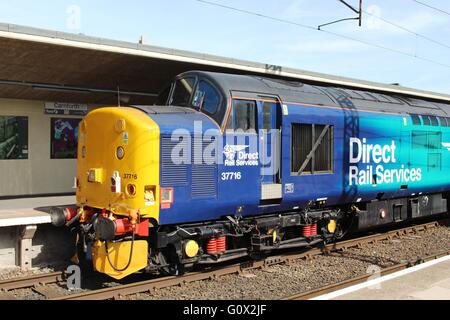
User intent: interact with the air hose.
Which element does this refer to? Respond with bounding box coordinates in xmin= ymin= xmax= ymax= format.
xmin=104 ymin=230 xmax=135 ymax=272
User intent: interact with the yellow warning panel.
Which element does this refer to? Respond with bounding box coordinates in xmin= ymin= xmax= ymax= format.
xmin=76 ymin=107 xmax=160 ymax=221
xmin=92 ymin=240 xmax=148 ymax=280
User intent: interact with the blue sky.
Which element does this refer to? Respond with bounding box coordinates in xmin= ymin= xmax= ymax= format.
xmin=0 ymin=0 xmax=449 ymax=94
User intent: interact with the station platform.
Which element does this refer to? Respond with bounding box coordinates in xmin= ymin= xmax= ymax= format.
xmin=0 ymin=195 xmax=75 ymax=227
xmin=313 ymin=255 xmax=450 ymax=300
xmin=0 ymin=196 xmax=75 ymax=271
xmin=0 ymin=195 xmax=75 ymax=211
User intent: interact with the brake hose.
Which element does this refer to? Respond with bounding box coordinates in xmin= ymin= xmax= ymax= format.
xmin=104 ymin=231 xmax=135 ymax=272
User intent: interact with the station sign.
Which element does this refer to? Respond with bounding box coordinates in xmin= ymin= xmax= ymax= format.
xmin=45 ymin=102 xmax=88 ymax=116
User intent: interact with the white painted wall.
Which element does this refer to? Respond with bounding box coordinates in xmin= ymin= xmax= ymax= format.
xmin=0 ymin=98 xmax=94 ymax=197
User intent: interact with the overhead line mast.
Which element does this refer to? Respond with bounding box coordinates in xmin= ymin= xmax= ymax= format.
xmin=194 ymin=0 xmax=450 ymax=70
xmin=318 ymin=0 xmax=362 ymax=30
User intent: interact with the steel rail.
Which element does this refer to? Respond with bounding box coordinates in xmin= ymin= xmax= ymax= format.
xmin=53 ymin=220 xmax=445 ymax=300
xmin=0 ymin=271 xmax=65 ymax=291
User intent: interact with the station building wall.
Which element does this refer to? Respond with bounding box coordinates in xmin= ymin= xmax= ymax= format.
xmin=0 ymin=98 xmax=98 ymax=198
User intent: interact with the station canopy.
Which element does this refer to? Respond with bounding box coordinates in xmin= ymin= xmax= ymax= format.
xmin=1 ymin=23 xmax=450 ymax=106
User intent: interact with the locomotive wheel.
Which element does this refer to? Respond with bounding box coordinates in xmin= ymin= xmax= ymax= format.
xmin=156 ymin=249 xmax=184 ymax=276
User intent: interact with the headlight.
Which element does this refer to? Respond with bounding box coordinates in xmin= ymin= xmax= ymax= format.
xmin=116 ymin=146 xmax=125 ymax=160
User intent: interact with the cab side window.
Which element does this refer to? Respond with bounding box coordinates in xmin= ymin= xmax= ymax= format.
xmin=170 ymin=77 xmax=196 ymax=106
xmin=193 ymin=80 xmax=221 ymax=115
xmin=156 ymin=85 xmax=172 ymax=105
xmin=233 ymin=100 xmax=257 ymax=132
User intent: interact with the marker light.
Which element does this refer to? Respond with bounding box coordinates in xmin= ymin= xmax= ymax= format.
xmin=115 ymin=119 xmax=126 ymax=133
xmin=116 ymin=147 xmax=125 ymax=160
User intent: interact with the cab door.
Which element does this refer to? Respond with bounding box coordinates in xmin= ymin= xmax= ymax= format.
xmin=258 ymin=97 xmax=282 ymax=202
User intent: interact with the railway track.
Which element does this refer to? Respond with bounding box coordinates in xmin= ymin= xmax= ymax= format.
xmin=283 ymin=248 xmax=450 ymax=300
xmin=52 ymin=219 xmax=445 ymax=300
xmin=0 ymin=219 xmax=446 ymax=300
xmin=0 ymin=271 xmax=65 ymax=291
xmin=0 ymin=271 xmax=66 ymax=299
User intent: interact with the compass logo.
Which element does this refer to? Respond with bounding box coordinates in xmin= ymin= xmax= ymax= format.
xmin=223 ymin=145 xmax=249 ymax=161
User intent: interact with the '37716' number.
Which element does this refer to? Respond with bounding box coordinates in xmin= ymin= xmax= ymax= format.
xmin=221 ymin=172 xmax=242 ymax=181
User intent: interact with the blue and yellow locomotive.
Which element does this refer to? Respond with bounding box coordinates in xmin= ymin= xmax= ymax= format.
xmin=52 ymin=71 xmax=450 ymax=279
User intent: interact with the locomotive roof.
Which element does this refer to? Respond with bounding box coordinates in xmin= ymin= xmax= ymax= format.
xmin=184 ymin=71 xmax=450 ymax=117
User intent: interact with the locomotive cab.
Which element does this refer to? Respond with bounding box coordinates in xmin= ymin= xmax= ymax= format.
xmin=164 ymin=72 xmax=284 ymax=204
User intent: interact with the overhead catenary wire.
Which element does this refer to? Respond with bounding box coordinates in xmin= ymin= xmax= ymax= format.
xmin=195 ymin=0 xmax=316 ymax=31
xmin=326 ymin=0 xmax=450 ymax=51
xmin=361 ymin=6 xmax=450 ymax=50
xmin=411 ymin=0 xmax=450 ymax=16
xmin=194 ymin=0 xmax=450 ymax=69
